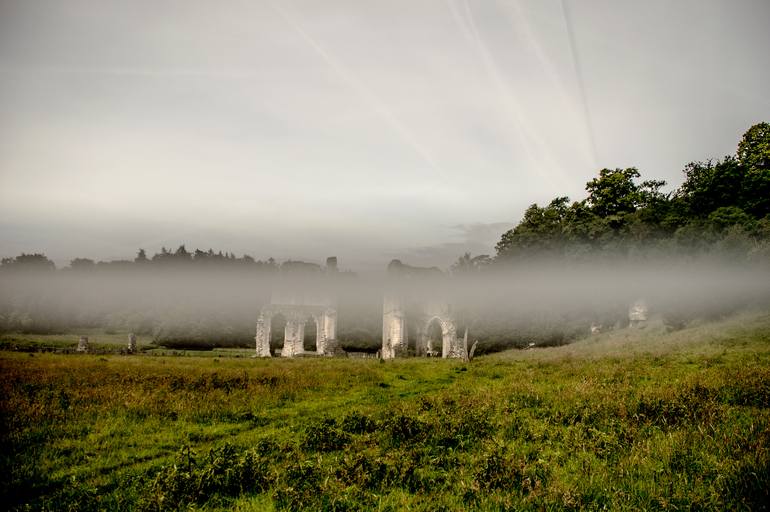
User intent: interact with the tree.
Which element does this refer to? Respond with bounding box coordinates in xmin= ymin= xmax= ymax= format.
xmin=135 ymin=249 xmax=148 ymax=263
xmin=69 ymin=258 xmax=95 ymax=271
xmin=737 ymin=122 xmax=770 ymax=171
xmin=676 ymin=157 xmax=746 ymax=217
xmin=451 ymin=252 xmax=491 ymax=274
xmin=585 ymin=167 xmax=642 ymax=218
xmin=0 ymin=253 xmax=55 ymax=272
xmin=737 ymin=122 xmax=770 ymax=217
xmin=495 ymin=197 xmax=570 ymax=258
xmin=174 ymin=245 xmax=191 ymax=262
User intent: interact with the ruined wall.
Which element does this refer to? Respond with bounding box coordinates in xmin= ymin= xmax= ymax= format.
xmin=255 ymin=313 xmax=272 ymax=357
xmin=380 ymin=260 xmax=464 ymax=360
xmin=255 ymin=306 xmax=339 ymax=358
xmin=381 ymin=297 xmax=462 ymax=359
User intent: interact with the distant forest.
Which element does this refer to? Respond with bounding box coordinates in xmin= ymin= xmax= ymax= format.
xmin=1 ymin=122 xmax=769 ymax=351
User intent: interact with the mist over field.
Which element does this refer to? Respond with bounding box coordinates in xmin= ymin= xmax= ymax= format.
xmin=2 ymin=1 xmax=770 ymax=510
xmin=2 ymin=253 xmax=769 ymax=353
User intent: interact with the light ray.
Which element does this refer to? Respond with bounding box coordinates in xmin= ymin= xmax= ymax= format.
xmin=505 ymin=0 xmax=597 ymax=167
xmin=268 ymin=1 xmax=443 ymax=177
xmin=448 ymin=0 xmax=566 ymax=188
xmin=559 ymin=0 xmax=599 ymax=166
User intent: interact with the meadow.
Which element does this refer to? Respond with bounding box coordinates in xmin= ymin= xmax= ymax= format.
xmin=2 ymin=312 xmax=769 ymax=511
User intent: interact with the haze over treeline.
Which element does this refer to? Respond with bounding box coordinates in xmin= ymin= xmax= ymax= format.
xmin=1 ymin=123 xmax=769 ymax=352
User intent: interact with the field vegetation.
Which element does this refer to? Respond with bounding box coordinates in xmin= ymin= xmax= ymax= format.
xmin=2 ymin=311 xmax=769 ymax=511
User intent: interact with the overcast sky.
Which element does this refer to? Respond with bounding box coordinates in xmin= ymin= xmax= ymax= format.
xmin=1 ymin=0 xmax=768 ymax=271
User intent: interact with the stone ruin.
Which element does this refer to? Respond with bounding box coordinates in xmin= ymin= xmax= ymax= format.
xmin=628 ymin=299 xmax=649 ymax=328
xmin=255 ymin=257 xmax=343 ymax=357
xmin=381 ymin=260 xmax=466 ymax=360
xmin=382 ymin=295 xmax=464 ymax=359
xmin=255 ymin=257 xmax=467 ymax=360
xmin=127 ymin=333 xmax=137 ymax=353
xmin=255 ymin=305 xmax=341 ymax=357
xmin=77 ymin=336 xmax=89 ymax=353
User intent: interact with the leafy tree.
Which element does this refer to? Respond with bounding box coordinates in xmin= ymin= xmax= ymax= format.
xmin=707 ymin=206 xmax=755 ymax=232
xmin=737 ymin=122 xmax=770 ymax=217
xmin=585 ymin=168 xmax=642 ymax=217
xmin=562 ymin=200 xmax=605 ymax=244
xmin=495 ymin=197 xmax=570 ymax=258
xmin=494 ymin=123 xmax=770 ymax=263
xmin=737 ymin=122 xmax=770 ymax=171
xmin=676 ymin=157 xmax=746 ymax=217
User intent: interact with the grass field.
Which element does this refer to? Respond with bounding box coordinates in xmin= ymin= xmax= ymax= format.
xmin=2 ymin=312 xmax=769 ymax=511
xmin=0 ymin=331 xmax=254 ymax=358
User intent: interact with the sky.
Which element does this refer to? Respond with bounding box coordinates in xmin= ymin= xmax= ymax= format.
xmin=1 ymin=0 xmax=769 ymax=271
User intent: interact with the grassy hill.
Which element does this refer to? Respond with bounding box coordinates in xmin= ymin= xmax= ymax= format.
xmin=2 ymin=311 xmax=769 ymax=510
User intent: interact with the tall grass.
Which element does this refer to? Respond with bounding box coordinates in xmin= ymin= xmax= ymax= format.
xmin=2 ymin=311 xmax=769 ymax=510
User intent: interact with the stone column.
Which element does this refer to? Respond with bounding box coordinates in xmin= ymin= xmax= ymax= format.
xmin=441 ymin=320 xmax=458 ymax=358
xmin=315 ymin=315 xmax=327 ymax=355
xmin=255 ymin=313 xmax=272 ymax=357
xmin=281 ymin=316 xmax=304 ymax=357
xmin=77 ymin=336 xmax=89 ymax=353
xmin=315 ymin=309 xmax=338 ymax=355
xmin=324 ymin=309 xmax=337 ymax=341
xmin=382 ymin=295 xmax=406 ymax=359
xmin=127 ymin=333 xmax=137 ymax=353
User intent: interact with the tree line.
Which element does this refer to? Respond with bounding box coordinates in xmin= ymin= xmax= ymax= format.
xmin=483 ymin=122 xmax=770 ymax=266
xmin=1 ymin=246 xmax=283 ymax=273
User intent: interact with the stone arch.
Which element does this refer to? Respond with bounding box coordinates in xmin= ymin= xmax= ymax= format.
xmin=418 ymin=315 xmax=456 ymax=358
xmin=381 ymin=296 xmax=463 ymax=359
xmin=256 ymin=305 xmax=340 ymax=358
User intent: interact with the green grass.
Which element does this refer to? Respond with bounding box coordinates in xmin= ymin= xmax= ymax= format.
xmin=0 ymin=330 xmax=258 ymax=357
xmin=2 ymin=311 xmax=769 ymax=510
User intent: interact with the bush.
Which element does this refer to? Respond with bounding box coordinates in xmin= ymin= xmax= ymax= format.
xmin=145 ymin=443 xmax=273 ymax=510
xmin=303 ymin=417 xmax=351 ymax=452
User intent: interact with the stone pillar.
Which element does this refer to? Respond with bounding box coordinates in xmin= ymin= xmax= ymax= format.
xmin=314 ymin=315 xmax=326 ymax=355
xmin=127 ymin=333 xmax=137 ymax=353
xmin=441 ymin=320 xmax=458 ymax=358
xmin=382 ymin=295 xmax=406 ymax=359
xmin=324 ymin=309 xmax=337 ymax=341
xmin=255 ymin=313 xmax=272 ymax=357
xmin=77 ymin=336 xmax=89 ymax=353
xmin=281 ymin=317 xmax=305 ymax=357
xmin=629 ymin=299 xmax=649 ymax=328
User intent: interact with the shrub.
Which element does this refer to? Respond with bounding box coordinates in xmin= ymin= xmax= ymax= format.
xmin=303 ymin=417 xmax=351 ymax=452
xmin=144 ymin=443 xmax=272 ymax=510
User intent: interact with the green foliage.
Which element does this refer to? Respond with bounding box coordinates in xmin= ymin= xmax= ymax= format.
xmin=738 ymin=122 xmax=770 ymax=171
xmin=495 ymin=122 xmax=770 ymax=262
xmin=146 ymin=442 xmax=274 ymax=510
xmin=303 ymin=417 xmax=352 ymax=451
xmin=585 ymin=167 xmax=644 ymax=217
